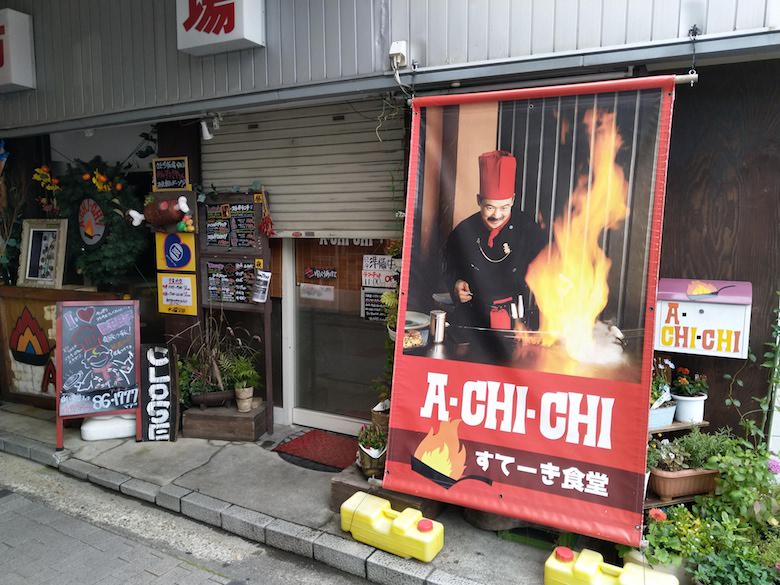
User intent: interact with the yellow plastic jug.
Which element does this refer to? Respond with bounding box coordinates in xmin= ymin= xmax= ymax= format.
xmin=340 ymin=491 xmax=444 ymax=562
xmin=545 ymin=547 xmax=679 ymax=585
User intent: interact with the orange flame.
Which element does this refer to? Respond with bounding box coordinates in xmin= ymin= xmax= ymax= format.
xmin=84 ymin=218 xmax=94 ymax=237
xmin=414 ymin=420 xmax=466 ymax=480
xmin=525 ymin=110 xmax=628 ymax=363
xmin=687 ymin=280 xmax=716 ymax=296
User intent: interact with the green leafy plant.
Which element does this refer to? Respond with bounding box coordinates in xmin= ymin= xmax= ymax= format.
xmin=358 ymin=424 xmax=387 ymax=450
xmin=645 ymin=440 xmax=661 ymax=471
xmin=674 ymin=427 xmax=734 ymax=468
xmin=688 ymin=551 xmax=777 ymax=585
xmin=644 ymin=505 xmax=707 ymax=566
xmin=32 ymin=157 xmax=147 ymax=286
xmin=372 ymin=336 xmax=395 ymax=402
xmin=381 ymin=290 xmax=399 ymax=331
xmin=221 ymin=354 xmax=262 ymax=390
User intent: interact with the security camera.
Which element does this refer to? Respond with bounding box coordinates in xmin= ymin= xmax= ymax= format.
xmin=389 ymin=40 xmax=407 ymax=69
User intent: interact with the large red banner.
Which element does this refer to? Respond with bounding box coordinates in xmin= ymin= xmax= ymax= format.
xmin=384 ymin=77 xmax=675 ymax=545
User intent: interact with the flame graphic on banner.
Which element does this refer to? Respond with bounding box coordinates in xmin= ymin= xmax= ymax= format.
xmin=526 ymin=110 xmax=628 ymax=364
xmin=9 ymin=307 xmax=52 ymax=366
xmin=687 ymin=280 xmax=716 ymax=296
xmin=414 ymin=420 xmax=467 ymax=480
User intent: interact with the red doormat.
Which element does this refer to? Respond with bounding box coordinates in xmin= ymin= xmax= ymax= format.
xmin=273 ymin=429 xmax=357 ymax=470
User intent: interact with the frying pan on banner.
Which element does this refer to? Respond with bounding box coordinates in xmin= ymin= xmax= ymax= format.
xmin=404 ymin=311 xmax=429 ymax=330
xmin=411 ymin=456 xmax=492 ymax=489
xmin=686 ymin=284 xmax=736 ymax=301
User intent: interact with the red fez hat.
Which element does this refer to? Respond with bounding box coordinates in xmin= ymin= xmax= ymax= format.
xmin=479 ymin=150 xmax=516 ymax=201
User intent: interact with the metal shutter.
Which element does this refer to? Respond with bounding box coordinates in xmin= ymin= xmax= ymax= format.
xmin=201 ymin=99 xmax=406 ymax=238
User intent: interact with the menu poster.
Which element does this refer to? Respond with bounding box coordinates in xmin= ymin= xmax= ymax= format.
xmin=57 ymin=301 xmax=140 ymax=417
xmin=158 ymin=272 xmax=198 ymax=315
xmin=152 ymin=157 xmax=189 ymax=191
xmin=229 ymin=203 xmax=257 ymax=248
xmin=361 ymin=287 xmax=387 ymax=322
xmin=207 ymin=261 xmax=255 ymax=303
xmin=205 ymin=203 xmax=257 ymax=249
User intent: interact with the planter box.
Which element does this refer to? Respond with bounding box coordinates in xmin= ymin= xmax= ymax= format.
xmin=648 ymin=404 xmax=676 ymax=430
xmin=649 ymin=467 xmax=718 ymax=501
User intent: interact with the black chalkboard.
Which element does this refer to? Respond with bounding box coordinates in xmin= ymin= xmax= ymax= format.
xmin=361 ymin=287 xmax=387 ymax=322
xmin=204 ymin=202 xmax=258 ymax=250
xmin=56 ymin=301 xmax=141 ymax=417
xmin=153 ymin=157 xmax=189 ymax=191
xmin=205 ymin=260 xmax=256 ymax=304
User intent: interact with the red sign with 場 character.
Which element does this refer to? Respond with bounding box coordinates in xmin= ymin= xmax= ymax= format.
xmin=384 ymin=77 xmax=676 ymax=545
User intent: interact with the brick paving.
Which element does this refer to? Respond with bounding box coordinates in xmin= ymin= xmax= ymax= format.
xmin=0 ymin=491 xmax=230 ymax=585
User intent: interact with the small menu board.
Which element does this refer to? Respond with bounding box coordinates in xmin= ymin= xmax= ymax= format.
xmin=205 ymin=202 xmax=258 ymax=250
xmin=152 ymin=157 xmax=189 ymax=191
xmin=361 ymin=287 xmax=387 ymax=322
xmin=206 ymin=260 xmax=255 ymax=304
xmin=56 ymin=301 xmax=140 ymax=418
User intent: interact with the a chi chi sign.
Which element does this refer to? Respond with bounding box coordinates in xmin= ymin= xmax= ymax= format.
xmin=654 ymin=278 xmax=752 ymax=359
xmin=0 ymin=9 xmax=36 ymax=93
xmin=176 ymin=0 xmax=266 ymax=56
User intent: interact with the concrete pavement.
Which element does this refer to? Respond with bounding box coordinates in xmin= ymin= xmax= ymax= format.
xmin=0 ymin=402 xmax=548 ymax=585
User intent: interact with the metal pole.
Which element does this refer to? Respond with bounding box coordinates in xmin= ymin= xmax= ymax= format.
xmin=675 ymin=73 xmax=699 ymax=85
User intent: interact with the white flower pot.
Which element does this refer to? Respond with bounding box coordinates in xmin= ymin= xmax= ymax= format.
xmin=671 ymin=394 xmax=706 ymax=423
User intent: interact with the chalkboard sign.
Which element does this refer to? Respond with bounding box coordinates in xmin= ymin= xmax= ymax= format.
xmin=152 ymin=157 xmax=189 ymax=191
xmin=200 ymin=194 xmax=263 ymax=256
xmin=55 ymin=301 xmax=141 ymax=448
xmin=361 ymin=287 xmax=387 ymax=322
xmin=140 ymin=344 xmax=178 ymax=442
xmin=205 ymin=260 xmax=256 ymax=304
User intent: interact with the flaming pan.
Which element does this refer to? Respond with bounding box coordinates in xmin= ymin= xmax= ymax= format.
xmin=411 ymin=456 xmax=493 ymax=489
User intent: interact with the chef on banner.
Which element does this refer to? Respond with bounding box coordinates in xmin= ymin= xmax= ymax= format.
xmin=443 ymin=150 xmax=546 ymax=335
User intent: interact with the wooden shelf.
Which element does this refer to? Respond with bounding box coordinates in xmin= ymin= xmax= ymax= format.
xmin=648 ymin=420 xmax=709 ymax=434
xmin=644 ymin=491 xmax=698 ymax=509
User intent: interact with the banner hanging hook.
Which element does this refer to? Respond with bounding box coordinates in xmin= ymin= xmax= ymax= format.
xmin=687 ymin=24 xmax=701 ymax=86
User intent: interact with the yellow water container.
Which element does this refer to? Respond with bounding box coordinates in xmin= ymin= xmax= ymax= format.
xmin=544 ymin=547 xmax=679 ymax=585
xmin=340 ymin=491 xmax=444 ymax=562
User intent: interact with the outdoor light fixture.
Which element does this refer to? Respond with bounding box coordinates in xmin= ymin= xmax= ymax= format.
xmin=200 ymin=119 xmax=214 ymax=141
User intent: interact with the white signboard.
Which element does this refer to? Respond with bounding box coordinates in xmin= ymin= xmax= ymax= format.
xmin=176 ymin=0 xmax=265 ymax=56
xmin=654 ymin=300 xmax=751 ymax=359
xmin=0 ymin=9 xmax=36 ymax=93
xmin=361 ymin=269 xmax=398 ymax=289
xmin=299 ymin=283 xmax=335 ymax=302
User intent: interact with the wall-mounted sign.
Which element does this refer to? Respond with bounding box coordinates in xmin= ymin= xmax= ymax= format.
xmin=299 ymin=283 xmax=335 ymax=302
xmin=152 ymin=157 xmax=189 ymax=191
xmin=176 ymin=0 xmax=265 ymax=56
xmin=205 ymin=260 xmax=255 ymax=304
xmin=155 ymin=232 xmax=196 ymax=272
xmin=140 ymin=345 xmax=178 ymax=442
xmin=158 ymin=272 xmax=198 ymax=315
xmin=654 ymin=278 xmax=752 ymax=359
xmin=78 ymin=198 xmax=107 ymax=247
xmin=304 ymin=267 xmax=337 ymax=280
xmin=0 ymin=9 xmax=36 ymax=93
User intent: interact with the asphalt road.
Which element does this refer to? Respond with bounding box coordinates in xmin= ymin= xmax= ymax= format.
xmin=0 ymin=452 xmax=364 ymax=584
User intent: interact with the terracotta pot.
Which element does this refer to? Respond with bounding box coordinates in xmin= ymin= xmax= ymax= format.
xmin=649 ymin=467 xmax=718 ymax=501
xmin=191 ymin=390 xmax=233 ymax=410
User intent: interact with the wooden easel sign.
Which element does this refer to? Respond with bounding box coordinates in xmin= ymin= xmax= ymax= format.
xmin=55 ymin=300 xmax=142 ymax=450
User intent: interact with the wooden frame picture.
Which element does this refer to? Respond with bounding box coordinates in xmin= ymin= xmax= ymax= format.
xmin=17 ymin=219 xmax=68 ymax=289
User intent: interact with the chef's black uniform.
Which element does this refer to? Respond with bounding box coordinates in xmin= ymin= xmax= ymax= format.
xmin=443 ymin=210 xmax=546 ymax=332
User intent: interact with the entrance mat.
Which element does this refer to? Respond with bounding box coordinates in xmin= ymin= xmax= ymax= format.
xmin=273 ymin=429 xmax=357 ymax=471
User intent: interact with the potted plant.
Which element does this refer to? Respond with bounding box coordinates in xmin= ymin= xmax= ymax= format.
xmin=357 ymin=424 xmax=387 ymax=479
xmin=223 ymin=354 xmax=261 ymax=413
xmin=670 ymin=366 xmax=708 ymax=423
xmin=648 ymin=358 xmax=676 ymax=430
xmin=648 ymin=428 xmax=731 ymax=501
xmin=371 ymin=337 xmax=394 ymax=433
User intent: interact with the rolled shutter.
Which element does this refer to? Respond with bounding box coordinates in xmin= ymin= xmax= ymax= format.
xmin=201 ymin=99 xmax=406 ymax=238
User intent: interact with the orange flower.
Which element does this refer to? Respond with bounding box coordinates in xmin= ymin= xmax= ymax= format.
xmin=51 ymin=177 xmax=60 ymax=185
xmin=82 ymin=173 xmax=91 ymax=180
xmin=98 ymin=174 xmax=108 ymax=183
xmin=115 ymin=183 xmax=123 ymax=191
xmin=648 ymin=508 xmax=667 ymax=522
xmin=677 ymin=367 xmax=689 ymax=375
xmin=41 ymin=165 xmax=49 ymax=173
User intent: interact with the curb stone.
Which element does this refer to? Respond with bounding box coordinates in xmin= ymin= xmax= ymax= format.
xmin=59 ymin=458 xmax=101 ymax=480
xmin=120 ymin=478 xmax=161 ymax=503
xmin=87 ymin=467 xmax=131 ymax=491
xmin=426 ymin=570 xmax=483 ymax=585
xmin=314 ymin=531 xmax=375 ymax=578
xmin=265 ymin=518 xmax=320 ymax=558
xmin=221 ymin=505 xmax=273 ymax=543
xmin=181 ymin=491 xmax=231 ymax=527
xmin=367 ymin=550 xmax=434 ymax=585
xmin=156 ymin=483 xmax=192 ymax=512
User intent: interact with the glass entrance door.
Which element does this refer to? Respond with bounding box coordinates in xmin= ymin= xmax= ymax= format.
xmin=293 ymin=238 xmax=389 ymax=434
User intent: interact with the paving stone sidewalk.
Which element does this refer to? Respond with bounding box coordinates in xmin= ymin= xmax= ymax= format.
xmin=0 ymin=490 xmax=229 ymax=585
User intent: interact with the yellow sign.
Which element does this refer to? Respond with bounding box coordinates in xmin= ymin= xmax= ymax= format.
xmin=255 ymin=258 xmax=264 ymax=269
xmin=157 ymin=272 xmax=198 ymax=316
xmin=155 ymin=232 xmax=196 ymax=272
